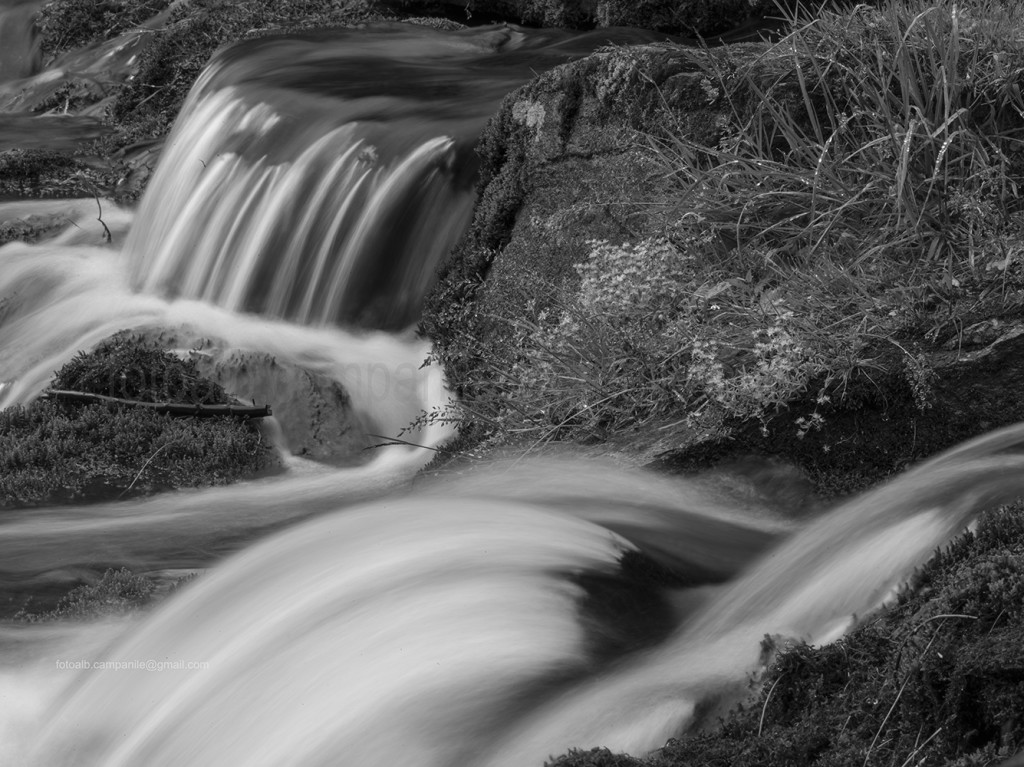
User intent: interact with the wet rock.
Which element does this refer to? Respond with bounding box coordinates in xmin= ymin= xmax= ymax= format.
xmin=141 ymin=328 xmax=370 ymax=466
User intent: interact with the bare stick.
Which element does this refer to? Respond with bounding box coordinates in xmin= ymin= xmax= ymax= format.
xmin=94 ymin=194 xmax=112 ymax=244
xmin=758 ymin=673 xmax=786 ymax=737
xmin=43 ymin=389 xmax=271 ymax=418
xmin=119 ymin=440 xmax=176 ymax=498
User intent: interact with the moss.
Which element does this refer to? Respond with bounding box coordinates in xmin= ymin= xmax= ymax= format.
xmin=38 ymin=0 xmax=171 ymax=59
xmin=0 ymin=334 xmax=280 ymax=508
xmin=549 ymin=748 xmax=648 ymax=766
xmin=0 ymin=150 xmax=94 ymax=199
xmin=420 ymin=44 xmax=740 ymax=444
xmin=53 ymin=333 xmax=231 ymax=405
xmin=11 ymin=566 xmax=200 ymax=621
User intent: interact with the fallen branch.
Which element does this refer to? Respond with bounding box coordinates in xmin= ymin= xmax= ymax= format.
xmin=93 ymin=194 xmax=112 ymax=244
xmin=42 ymin=389 xmax=272 ymax=418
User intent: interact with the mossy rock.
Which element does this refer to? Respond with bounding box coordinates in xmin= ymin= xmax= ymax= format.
xmin=655 ymin=321 xmax=1024 ymax=496
xmin=0 ymin=334 xmax=281 ymax=508
xmin=422 ymin=42 xmax=753 ymax=406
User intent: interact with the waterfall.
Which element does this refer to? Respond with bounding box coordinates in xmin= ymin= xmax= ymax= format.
xmin=0 ymin=1 xmax=40 ymax=82
xmin=123 ymin=23 xmax=670 ymax=329
xmin=125 ymin=83 xmax=476 ymax=329
xmin=3 ymin=18 xmax=1023 ymax=767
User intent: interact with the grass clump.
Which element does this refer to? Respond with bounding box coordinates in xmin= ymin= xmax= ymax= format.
xmin=0 ymin=334 xmax=278 ymax=508
xmin=548 ymin=505 xmax=1024 ymax=767
xmin=426 ymin=0 xmax=1024 ymax=452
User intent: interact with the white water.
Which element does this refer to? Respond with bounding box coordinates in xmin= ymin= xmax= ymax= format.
xmin=7 ymin=427 xmax=1024 ymax=766
xmin=126 ymin=86 xmax=474 ymax=329
xmin=3 ymin=18 xmax=1024 ymax=767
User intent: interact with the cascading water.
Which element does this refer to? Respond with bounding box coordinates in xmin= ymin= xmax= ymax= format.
xmin=0 ymin=0 xmax=40 ymax=82
xmin=125 ymin=24 xmax=658 ymax=329
xmin=3 ymin=17 xmax=1024 ymax=767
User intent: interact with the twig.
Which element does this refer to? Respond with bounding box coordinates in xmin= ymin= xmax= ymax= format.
xmin=892 ymin=614 xmax=977 ymax=673
xmin=865 ymin=678 xmax=910 ymax=767
xmin=119 ymin=440 xmax=176 ymax=498
xmin=899 ymin=727 xmax=942 ymax=767
xmin=43 ymin=389 xmax=271 ymax=418
xmin=364 ymin=434 xmax=442 ymax=452
xmin=869 ymin=617 xmax=970 ymax=766
xmin=758 ymin=672 xmax=786 ymax=737
xmin=94 ymin=194 xmax=112 ymax=244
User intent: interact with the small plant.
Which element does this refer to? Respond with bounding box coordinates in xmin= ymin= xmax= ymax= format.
xmin=15 ymin=568 xmax=154 ymax=622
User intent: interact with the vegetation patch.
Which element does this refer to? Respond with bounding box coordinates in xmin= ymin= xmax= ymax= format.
xmin=104 ymin=0 xmax=386 ymax=151
xmin=0 ymin=334 xmax=280 ymax=508
xmin=0 ymin=150 xmax=95 ymax=199
xmin=548 ymin=504 xmax=1024 ymax=767
xmin=14 ymin=567 xmax=155 ymax=621
xmin=422 ymin=0 xmax=1024 ymax=464
xmin=38 ymin=0 xmax=171 ymax=60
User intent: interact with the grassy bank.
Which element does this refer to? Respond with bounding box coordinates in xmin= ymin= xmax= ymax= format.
xmin=423 ymin=0 xmax=1024 ymax=471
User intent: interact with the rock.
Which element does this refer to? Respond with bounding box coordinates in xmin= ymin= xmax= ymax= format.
xmin=423 ymin=41 xmax=748 ymax=388
xmin=652 ymin=321 xmax=1024 ymax=496
xmin=423 ymin=36 xmax=1024 ymax=495
xmin=139 ymin=328 xmax=369 ymax=466
xmin=388 ymin=0 xmax=773 ymax=36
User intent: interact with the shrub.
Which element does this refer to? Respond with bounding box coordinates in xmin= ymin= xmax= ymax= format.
xmin=420 ymin=232 xmax=844 ymax=447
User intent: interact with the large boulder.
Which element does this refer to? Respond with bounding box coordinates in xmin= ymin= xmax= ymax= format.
xmin=422 ymin=36 xmax=1024 ymax=494
xmin=424 ymin=41 xmax=742 ymax=386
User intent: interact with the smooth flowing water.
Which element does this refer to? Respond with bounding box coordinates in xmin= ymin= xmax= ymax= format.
xmin=2 ymin=13 xmax=1024 ymax=767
